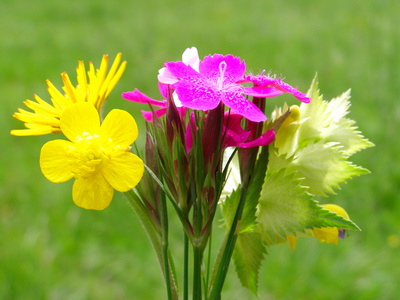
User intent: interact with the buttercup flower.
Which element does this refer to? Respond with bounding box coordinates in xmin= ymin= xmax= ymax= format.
xmin=11 ymin=53 xmax=126 ymax=136
xmin=40 ymin=102 xmax=144 ymax=210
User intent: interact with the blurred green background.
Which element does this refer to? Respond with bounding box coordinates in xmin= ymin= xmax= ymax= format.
xmin=1 ymin=0 xmax=399 ymax=299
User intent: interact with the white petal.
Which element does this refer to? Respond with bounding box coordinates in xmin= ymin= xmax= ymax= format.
xmin=182 ymin=47 xmax=200 ymax=72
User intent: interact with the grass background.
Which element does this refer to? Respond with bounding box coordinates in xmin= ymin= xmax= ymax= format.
xmin=1 ymin=0 xmax=399 ymax=299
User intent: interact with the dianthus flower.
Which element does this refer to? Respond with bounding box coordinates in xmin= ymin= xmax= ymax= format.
xmin=40 ymin=102 xmax=144 ymax=210
xmin=157 ymin=47 xmax=310 ymax=123
xmin=11 ymin=53 xmax=126 ymax=136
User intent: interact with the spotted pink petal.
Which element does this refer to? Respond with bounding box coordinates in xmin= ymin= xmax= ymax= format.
xmin=173 ymin=80 xmax=222 ymax=111
xmin=244 ymin=74 xmax=310 ymax=103
xmin=222 ymin=91 xmax=267 ymax=122
xmin=200 ymin=54 xmax=246 ymax=83
xmin=241 ymin=86 xmax=283 ymax=98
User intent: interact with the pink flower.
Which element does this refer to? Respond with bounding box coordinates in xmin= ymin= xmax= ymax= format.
xmin=162 ymin=54 xmax=281 ymax=123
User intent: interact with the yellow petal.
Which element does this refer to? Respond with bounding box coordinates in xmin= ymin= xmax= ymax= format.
xmin=321 ymin=204 xmax=349 ymax=219
xmin=40 ymin=140 xmax=74 ymax=183
xmin=101 ymin=151 xmax=144 ymax=192
xmin=72 ymin=172 xmax=114 ymax=210
xmin=100 ymin=109 xmax=138 ymax=148
xmin=286 ymin=233 xmax=298 ymax=250
xmin=60 ymin=102 xmax=100 ymax=142
xmin=313 ymin=227 xmax=340 ymax=245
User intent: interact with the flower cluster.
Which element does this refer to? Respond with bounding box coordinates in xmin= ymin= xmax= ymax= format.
xmin=11 ymin=48 xmax=372 ymax=299
xmin=12 ymin=54 xmax=144 ymax=209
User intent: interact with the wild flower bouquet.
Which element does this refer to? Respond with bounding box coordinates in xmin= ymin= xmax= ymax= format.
xmin=11 ymin=48 xmax=373 ymax=299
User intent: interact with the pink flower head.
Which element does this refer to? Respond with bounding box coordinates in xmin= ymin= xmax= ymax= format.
xmin=162 ymin=54 xmax=281 ymax=123
xmin=243 ymin=72 xmax=310 ymax=103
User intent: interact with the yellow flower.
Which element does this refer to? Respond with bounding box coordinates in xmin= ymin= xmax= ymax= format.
xmin=286 ymin=204 xmax=350 ymax=249
xmin=11 ymin=53 xmax=126 ymax=136
xmin=40 ymin=102 xmax=144 ymax=210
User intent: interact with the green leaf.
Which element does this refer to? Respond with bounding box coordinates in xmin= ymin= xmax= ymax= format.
xmin=257 ymin=169 xmax=359 ymax=245
xmin=232 ymin=232 xmax=267 ymax=295
xmin=322 ymin=90 xmax=374 ymax=157
xmin=292 ymin=141 xmax=370 ymax=196
xmin=221 ymin=185 xmax=241 ymax=230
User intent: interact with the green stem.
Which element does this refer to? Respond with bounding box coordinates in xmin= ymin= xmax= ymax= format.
xmin=160 ymin=185 xmax=172 ymax=300
xmin=208 ymin=183 xmax=249 ymax=300
xmin=193 ymin=244 xmax=203 ymax=300
xmin=124 ymin=190 xmax=179 ymax=300
xmin=183 ymin=233 xmax=189 ymax=300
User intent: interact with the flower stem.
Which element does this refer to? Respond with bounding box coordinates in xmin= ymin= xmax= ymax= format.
xmin=124 ymin=189 xmax=178 ymax=300
xmin=193 ymin=244 xmax=203 ymax=300
xmin=207 ymin=185 xmax=248 ymax=299
xmin=183 ymin=233 xmax=189 ymax=300
xmin=160 ymin=185 xmax=172 ymax=300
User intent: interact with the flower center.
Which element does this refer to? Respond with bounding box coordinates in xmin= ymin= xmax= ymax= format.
xmin=217 ymin=61 xmax=227 ymax=90
xmin=68 ymin=132 xmax=110 ymax=178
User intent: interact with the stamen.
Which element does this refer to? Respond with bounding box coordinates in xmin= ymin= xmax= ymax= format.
xmin=218 ymin=61 xmax=227 ymax=90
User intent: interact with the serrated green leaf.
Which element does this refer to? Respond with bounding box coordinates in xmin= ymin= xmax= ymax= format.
xmin=232 ymin=232 xmax=267 ymax=295
xmin=297 ymin=75 xmax=329 ymax=143
xmin=292 ymin=141 xmax=370 ymax=196
xmin=257 ymin=170 xmax=359 ymax=245
xmin=321 ymin=90 xmax=374 ymax=156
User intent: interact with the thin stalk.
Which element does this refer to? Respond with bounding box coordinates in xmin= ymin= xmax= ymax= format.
xmin=124 ymin=190 xmax=179 ymax=299
xmin=193 ymin=245 xmax=203 ymax=300
xmin=183 ymin=233 xmax=189 ymax=300
xmin=204 ymin=229 xmax=213 ymax=300
xmin=207 ymin=184 xmax=248 ymax=300
xmin=159 ymin=183 xmax=172 ymax=300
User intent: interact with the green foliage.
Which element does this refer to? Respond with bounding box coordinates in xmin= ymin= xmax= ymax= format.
xmin=257 ymin=169 xmax=359 ymax=245
xmin=269 ymin=75 xmax=374 ymax=196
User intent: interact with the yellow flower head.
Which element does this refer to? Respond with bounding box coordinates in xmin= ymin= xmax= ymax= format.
xmin=40 ymin=102 xmax=144 ymax=210
xmin=11 ymin=53 xmax=126 ymax=136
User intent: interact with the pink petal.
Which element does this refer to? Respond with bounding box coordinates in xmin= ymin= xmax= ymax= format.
xmin=122 ymin=89 xmax=167 ymax=108
xmin=222 ymin=92 xmax=267 ymax=122
xmin=222 ymin=112 xmax=250 ymax=148
xmin=200 ymin=54 xmax=245 ymax=83
xmin=141 ymin=108 xmax=167 ymax=122
xmin=239 ymin=128 xmax=276 ymax=148
xmin=241 ymin=86 xmax=283 ymax=98
xmin=165 ymin=61 xmax=200 ymax=80
xmin=173 ymin=80 xmax=221 ymax=111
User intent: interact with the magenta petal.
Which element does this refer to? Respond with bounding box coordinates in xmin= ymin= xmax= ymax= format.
xmin=173 ymin=80 xmax=221 ymax=111
xmin=272 ymin=80 xmax=310 ymax=103
xmin=222 ymin=92 xmax=267 ymax=122
xmin=165 ymin=61 xmax=200 ymax=80
xmin=200 ymin=54 xmax=246 ymax=83
xmin=122 ymin=89 xmax=167 ymax=108
xmin=241 ymin=86 xmax=283 ymax=98
xmin=239 ymin=129 xmax=275 ymax=148
xmin=142 ymin=108 xmax=167 ymax=122
xmin=222 ymin=112 xmax=250 ymax=148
